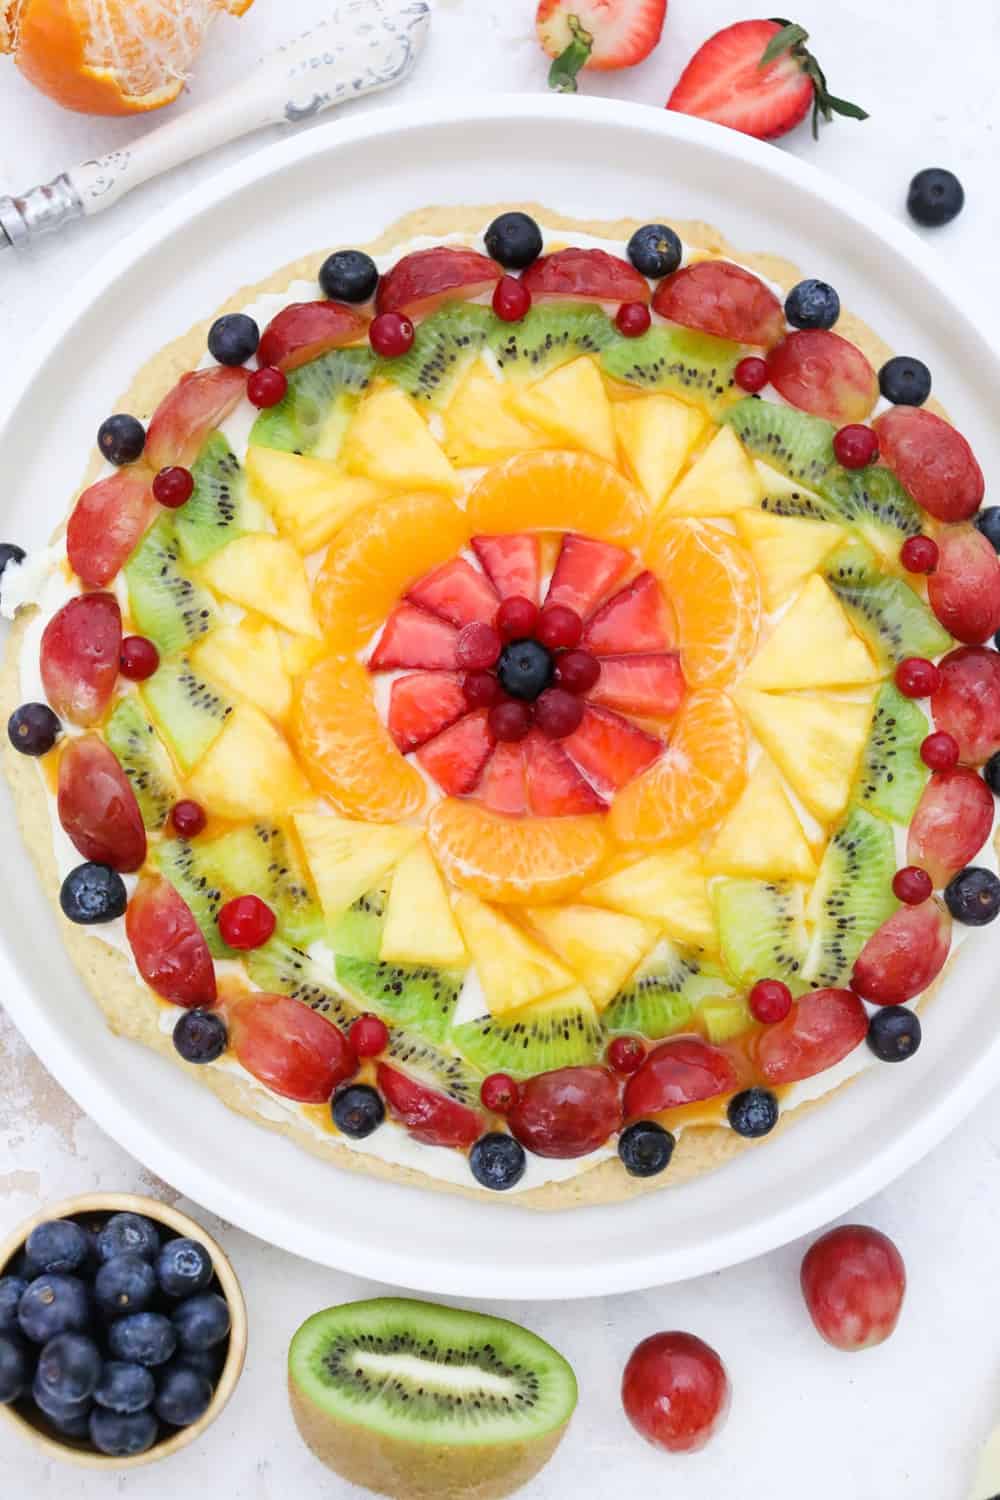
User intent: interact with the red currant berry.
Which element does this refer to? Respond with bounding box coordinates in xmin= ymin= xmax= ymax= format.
xmin=492 ymin=275 xmax=532 ymax=323
xmin=749 ymin=978 xmax=793 ymax=1024
xmin=615 ymin=302 xmax=651 ymax=337
xmin=350 ymin=1013 xmax=390 ymax=1058
xmin=733 ymin=356 xmax=769 ymax=393
xmin=536 ymin=604 xmax=582 ymax=650
xmin=463 ymin=670 xmax=502 ymax=707
xmin=919 ymin=730 xmax=959 ymax=771
xmin=555 ymin=648 xmax=601 ymax=695
xmin=481 ymin=1072 xmax=519 ymax=1113
xmin=218 ymin=894 xmax=277 ymax=950
xmin=488 ymin=700 xmax=533 ymax=742
xmin=170 ymin=799 xmax=207 ymax=838
xmin=892 ymin=865 xmax=933 ymax=905
xmin=152 ymin=465 xmax=194 ymax=509
xmin=370 ymin=311 xmax=414 ymax=357
xmin=496 ymin=595 xmax=539 ymax=641
xmin=900 ymin=535 xmax=939 ymax=575
xmin=456 ymin=622 xmax=502 ymax=670
xmin=895 ymin=656 xmax=942 ymax=698
xmin=832 ymin=424 xmax=879 ymax=469
xmin=247 ymin=366 xmax=288 ymax=409
xmin=119 ymin=635 xmax=159 ymax=681
xmin=608 ymin=1036 xmax=645 ymax=1075
xmin=534 ymin=687 xmax=584 ymax=739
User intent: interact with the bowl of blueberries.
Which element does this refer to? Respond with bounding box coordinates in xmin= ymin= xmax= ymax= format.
xmin=0 ymin=1193 xmax=246 ymax=1467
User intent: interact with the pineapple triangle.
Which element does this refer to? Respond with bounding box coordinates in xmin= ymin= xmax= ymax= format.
xmin=735 ymin=687 xmax=874 ymax=825
xmin=612 ymin=394 xmax=706 ymax=510
xmin=742 ymin=574 xmax=880 ymax=690
xmin=581 ymin=847 xmax=716 ymax=950
xmin=734 ymin=509 xmax=846 ymax=610
xmin=663 ymin=425 xmax=763 ymax=517
xmin=705 ymin=753 xmax=816 ymax=880
xmin=511 ymin=356 xmax=617 ymax=463
xmin=523 ymin=904 xmax=659 ymax=1008
xmin=201 ymin=534 xmax=320 ymax=638
xmin=294 ymin=813 xmax=423 ymax=920
xmin=186 ymin=705 xmax=311 ymax=821
xmin=452 ymin=893 xmax=575 ymax=1016
xmin=245 ymin=446 xmax=390 ymax=555
xmin=343 ymin=386 xmax=459 ymax=493
xmin=442 ymin=360 xmax=550 ymax=466
xmin=379 ymin=841 xmax=466 ymax=968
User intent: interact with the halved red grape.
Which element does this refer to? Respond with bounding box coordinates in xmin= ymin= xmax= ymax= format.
xmin=873 ymin=406 xmax=984 ymax=522
xmin=622 ymin=1331 xmax=731 ymax=1453
xmin=850 ymin=899 xmax=951 ymax=1005
xmin=927 ymin=527 xmax=1000 ymax=644
xmin=801 ymin=1225 xmax=906 ymax=1351
xmin=258 ymin=301 xmax=369 ymax=373
xmin=66 ymin=471 xmax=156 ymax=588
xmin=509 ymin=1066 xmax=620 ymax=1158
xmin=931 ymin=647 xmax=1000 ymax=764
xmin=653 ymin=259 xmax=784 ymax=346
xmin=231 ymin=993 xmax=356 ymax=1102
xmin=126 ymin=875 xmax=216 ymax=1009
xmin=40 ymin=592 xmax=121 ymax=726
xmin=906 ymin=768 xmax=994 ymax=887
xmin=521 ymin=248 xmax=649 ymax=304
xmin=376 ymin=247 xmax=501 ymax=318
xmin=57 ymin=734 xmax=146 ymax=872
xmin=376 ymin=1063 xmax=485 ymax=1148
xmin=767 ymin=330 xmax=878 ymax=424
xmin=145 ymin=367 xmax=247 ymax=471
xmin=623 ymin=1038 xmax=740 ymax=1119
xmin=756 ymin=988 xmax=868 ymax=1085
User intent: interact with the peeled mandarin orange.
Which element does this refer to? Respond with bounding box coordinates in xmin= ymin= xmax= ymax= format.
xmin=646 ymin=518 xmax=760 ymax=687
xmin=293 ymin=656 xmax=426 ymax=823
xmin=428 ymin=799 xmax=608 ymax=906
xmin=467 ymin=451 xmax=650 ymax=548
xmin=609 ymin=690 xmax=748 ymax=846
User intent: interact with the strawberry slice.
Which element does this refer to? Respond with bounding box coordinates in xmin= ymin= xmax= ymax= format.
xmin=407 ymin=557 xmax=499 ymax=628
xmin=546 ymin=534 xmax=632 ymax=616
xmin=588 ymin=653 xmax=685 ymax=719
xmin=523 ymin=731 xmax=606 ymax=816
xmin=522 ymin=248 xmax=650 ymax=304
xmin=927 ymin=528 xmax=1000 ymax=645
xmin=257 ymin=301 xmax=369 ymax=373
xmin=66 ymin=471 xmax=157 ymax=588
xmin=369 ymin=605 xmax=459 ymax=672
xmin=906 ymin=769 xmax=995 ymax=888
xmin=851 ymin=901 xmax=952 ymax=1006
xmin=767 ymin=330 xmax=878 ymax=425
xmin=230 ymin=992 xmax=356 ymax=1102
xmin=583 ymin=571 xmax=673 ymax=654
xmin=40 ymin=592 xmax=122 ymax=726
xmin=623 ymin=1037 xmax=741 ymax=1118
xmin=416 ymin=710 xmax=494 ymax=795
xmin=477 ymin=742 xmax=529 ymax=815
xmin=375 ymin=248 xmax=501 ymax=320
xmin=873 ymin=406 xmax=984 ymax=523
xmin=653 ymin=260 xmax=785 ymax=347
xmin=756 ymin=988 xmax=868 ymax=1085
xmin=58 ymin=735 xmax=147 ymax=872
xmin=388 ymin=672 xmax=467 ymax=753
xmin=126 ymin=876 xmax=217 ymax=1010
xmin=472 ymin=534 xmax=541 ymax=603
xmin=562 ymin=705 xmax=662 ymax=793
xmin=146 ymin=367 xmax=247 ymax=471
xmin=537 ymin=0 xmax=666 ymax=91
xmin=377 ymin=1062 xmax=486 ymax=1148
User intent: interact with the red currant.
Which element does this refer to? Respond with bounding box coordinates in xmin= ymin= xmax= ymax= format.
xmin=480 ymin=1072 xmax=519 ymax=1113
xmin=536 ymin=604 xmax=582 ymax=650
xmin=369 ymin=312 xmax=414 ymax=357
xmin=170 ymin=800 xmax=207 ymax=838
xmin=615 ymin=302 xmax=651 ymax=337
xmin=749 ymin=978 xmax=793 ymax=1024
xmin=152 ymin=465 xmax=194 ymax=509
xmin=832 ymin=424 xmax=879 ymax=469
xmin=608 ymin=1036 xmax=645 ymax=1075
xmin=892 ymin=865 xmax=933 ymax=905
xmin=555 ymin=648 xmax=601 ymax=694
xmin=496 ymin=595 xmax=539 ymax=641
xmin=247 ymin=367 xmax=288 ymax=409
xmin=920 ymin=730 xmax=959 ymax=770
xmin=218 ymin=894 xmax=277 ymax=950
xmin=534 ymin=688 xmax=584 ymax=739
xmin=733 ymin=356 xmax=769 ymax=393
xmin=900 ymin=535 xmax=939 ymax=575
xmin=350 ymin=1013 xmax=390 ymax=1058
xmin=119 ymin=635 xmax=159 ymax=681
xmin=463 ymin=670 xmax=502 ymax=707
xmin=456 ymin=622 xmax=502 ymax=670
xmin=895 ymin=656 xmax=942 ymax=698
xmin=488 ymin=700 xmax=532 ymax=742
xmin=492 ymin=275 xmax=531 ymax=322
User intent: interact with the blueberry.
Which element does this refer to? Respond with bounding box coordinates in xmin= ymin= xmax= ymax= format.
xmin=90 ymin=1405 xmax=159 ymax=1457
xmin=207 ymin=313 xmax=260 ymax=367
xmin=49 ymin=1404 xmax=92 ymax=1440
xmin=173 ymin=1008 xmax=228 ymax=1064
xmin=0 ymin=543 xmax=26 ymax=604
xmin=18 ymin=1275 xmax=90 ymax=1343
xmin=944 ymin=866 xmax=1000 ymax=925
xmin=469 ymin=1133 xmax=526 ymax=1191
xmin=60 ymin=863 xmax=127 ymax=924
xmin=907 ymin=168 xmax=964 ymax=228
xmin=496 ymin=640 xmax=554 ymax=701
xmin=727 ymin=1087 xmax=780 ymax=1138
xmin=878 ymin=356 xmax=932 ymax=407
xmin=155 ymin=1239 xmax=213 ymax=1300
xmin=0 ymin=1276 xmax=28 ymax=1335
xmin=319 ymin=249 xmax=379 ymax=303
xmin=627 ymin=223 xmax=682 ymax=280
xmin=95 ymin=1254 xmax=157 ymax=1319
xmin=984 ymin=752 xmax=1000 ymax=797
xmin=0 ymin=1334 xmax=28 ymax=1403
xmin=108 ymin=1312 xmax=177 ymax=1368
xmin=96 ymin=1212 xmax=161 ymax=1265
xmin=172 ymin=1293 xmax=230 ymax=1352
xmin=867 ymin=1005 xmax=922 ymax=1062
xmin=975 ymin=507 xmax=1000 ymax=553
xmin=26 ymin=1219 xmax=90 ymax=1276
xmin=95 ymin=1360 xmax=156 ymax=1414
xmin=155 ymin=1363 xmax=213 ymax=1427
xmin=784 ymin=278 xmax=841 ymax=331
xmin=617 ymin=1120 xmax=676 ymax=1177
xmin=331 ymin=1083 xmax=385 ymax=1139
xmin=32 ymin=1368 xmax=91 ymax=1424
xmin=36 ymin=1333 xmax=101 ymax=1403
xmin=166 ymin=1346 xmax=224 ymax=1382
xmin=484 ymin=212 xmax=543 ymax=271
xmin=97 ymin=413 xmax=146 ymax=467
xmin=8 ymin=702 xmax=61 ymax=757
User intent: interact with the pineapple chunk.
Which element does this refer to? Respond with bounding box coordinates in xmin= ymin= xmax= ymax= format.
xmin=452 ymin=893 xmax=574 ymax=1016
xmin=187 ymin=705 xmax=311 ymax=820
xmin=201 ymin=534 xmax=320 ymax=638
xmin=735 ymin=686 xmax=873 ymax=825
xmin=245 ymin=446 xmax=389 ymax=554
xmin=741 ymin=574 xmax=880 ymax=690
xmin=281 ymin=635 xmax=326 ymax=678
xmin=663 ymin=426 xmax=763 ymax=517
xmin=613 ymin=395 xmax=706 ymax=510
xmin=734 ymin=509 xmax=846 ymax=610
xmin=294 ymin=813 xmax=422 ymax=921
xmin=511 ymin=356 xmax=617 ymax=463
xmin=705 ymin=753 xmax=816 ymax=880
xmin=190 ymin=620 xmax=291 ymax=723
xmin=379 ymin=841 xmax=466 ymax=967
xmin=524 ymin=904 xmax=659 ymax=1008
xmin=581 ymin=847 xmax=716 ymax=950
xmin=342 ymin=386 xmax=459 ymax=493
xmin=442 ymin=360 xmax=551 ymax=466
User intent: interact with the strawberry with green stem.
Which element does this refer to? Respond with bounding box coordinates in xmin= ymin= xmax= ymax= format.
xmin=537 ymin=0 xmax=667 ymax=94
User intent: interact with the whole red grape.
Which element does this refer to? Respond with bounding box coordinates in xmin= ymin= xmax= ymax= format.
xmin=800 ymin=1225 xmax=906 ymax=1351
xmin=622 ymin=1331 xmax=731 ymax=1453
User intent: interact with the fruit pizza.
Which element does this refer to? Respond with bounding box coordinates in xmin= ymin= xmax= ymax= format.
xmin=3 ymin=205 xmax=998 ymax=1206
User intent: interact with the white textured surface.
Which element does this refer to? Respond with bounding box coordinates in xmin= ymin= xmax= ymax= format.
xmin=1 ymin=1 xmax=999 ymax=1496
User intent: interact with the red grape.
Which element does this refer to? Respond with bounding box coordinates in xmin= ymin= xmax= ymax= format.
xmin=801 ymin=1225 xmax=906 ymax=1351
xmin=231 ymin=993 xmax=356 ymax=1102
xmin=146 ymin=367 xmax=246 ymax=470
xmin=906 ymin=767 xmax=994 ymax=886
xmin=555 ymin=649 xmax=601 ymax=694
xmin=931 ymin=647 xmax=1000 ymax=763
xmin=536 ymin=605 xmax=582 ymax=650
xmin=653 ymin=259 xmax=783 ymax=345
xmin=534 ymin=688 xmax=584 ymax=739
xmin=377 ymin=1063 xmax=484 ymax=1148
xmin=508 ymin=1066 xmax=620 ymax=1158
xmin=622 ymin=1331 xmax=731 ymax=1453
xmin=66 ymin=470 xmax=156 ymax=588
xmin=496 ymin=596 xmax=539 ymax=641
xmin=767 ymin=330 xmax=878 ymax=424
xmin=57 ymin=734 xmax=146 ymax=872
xmin=874 ymin=405 xmax=984 ymax=522
xmin=40 ymin=592 xmax=121 ymax=726
xmin=126 ymin=875 xmax=216 ymax=1009
xmin=623 ymin=1038 xmax=740 ymax=1118
xmin=927 ymin=527 xmax=1000 ymax=644
xmin=851 ymin=898 xmax=952 ymax=1005
xmin=756 ymin=988 xmax=868 ymax=1085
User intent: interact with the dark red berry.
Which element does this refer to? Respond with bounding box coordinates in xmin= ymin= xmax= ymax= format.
xmin=895 ymin=657 xmax=942 ymax=698
xmin=555 ymin=648 xmax=601 ymax=694
xmin=920 ymin=730 xmax=959 ymax=770
xmin=734 ymin=356 xmax=769 ymax=393
xmin=218 ymin=894 xmax=276 ymax=950
xmin=492 ymin=275 xmax=532 ymax=323
xmin=749 ymin=979 xmax=793 ymax=1024
xmin=488 ymin=700 xmax=533 ymax=742
xmin=152 ymin=466 xmax=194 ymax=509
xmin=615 ymin=302 xmax=651 ymax=337
xmin=247 ymin=367 xmax=288 ymax=409
xmin=536 ymin=604 xmax=582 ymax=650
xmin=481 ymin=1072 xmax=519 ymax=1113
xmin=370 ymin=312 xmax=414 ymax=357
xmin=119 ymin=636 xmax=159 ymax=681
xmin=170 ymin=800 xmax=207 ymax=838
xmin=463 ymin=670 xmax=502 ymax=708
xmin=900 ymin=535 xmax=939 ymax=575
xmin=456 ymin=622 xmax=502 ymax=671
xmin=534 ymin=688 xmax=584 ymax=739
xmin=496 ymin=595 xmax=539 ymax=641
xmin=350 ymin=1013 xmax=390 ymax=1058
xmin=832 ymin=424 xmax=879 ymax=469
xmin=608 ymin=1036 xmax=645 ymax=1075
xmin=892 ymin=865 xmax=933 ymax=905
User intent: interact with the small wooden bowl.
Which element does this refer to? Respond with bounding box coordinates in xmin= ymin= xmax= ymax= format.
xmin=0 ymin=1192 xmax=247 ymax=1470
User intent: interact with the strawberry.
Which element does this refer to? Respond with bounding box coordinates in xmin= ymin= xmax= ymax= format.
xmin=583 ymin=571 xmax=673 ymax=654
xmin=416 ymin=710 xmax=494 ymax=795
xmin=588 ymin=653 xmax=685 ymax=720
xmin=537 ymin=0 xmax=667 ymax=92
xmin=546 ymin=534 xmax=632 ymax=617
xmin=388 ymin=672 xmax=467 ymax=753
xmin=478 ymin=742 xmax=529 ymax=815
xmin=368 ymin=604 xmax=459 ymax=672
xmin=667 ymin=19 xmax=867 ymax=141
xmin=472 ymin=534 xmax=541 ymax=603
xmin=407 ymin=557 xmax=499 ymax=628
xmin=563 ymin=705 xmax=661 ymax=794
xmin=523 ymin=731 xmax=606 ymax=815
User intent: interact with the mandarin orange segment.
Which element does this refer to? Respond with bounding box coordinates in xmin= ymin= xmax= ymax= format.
xmin=609 ymin=690 xmax=748 ymax=846
xmin=314 ymin=492 xmax=470 ymax=650
xmin=428 ymin=800 xmax=608 ymax=906
xmin=467 ymin=451 xmax=650 ymax=548
xmin=293 ymin=657 xmax=426 ymax=823
xmin=646 ymin=518 xmax=761 ymax=687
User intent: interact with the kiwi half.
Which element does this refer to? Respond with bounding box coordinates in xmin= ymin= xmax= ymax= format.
xmin=601 ymin=325 xmax=741 ymax=415
xmin=335 ymin=957 xmax=463 ymax=1044
xmin=803 ymin=806 xmax=898 ymax=986
xmin=713 ymin=878 xmax=809 ymax=990
xmin=489 ymin=301 xmax=615 ymax=381
xmin=851 ymin=680 xmax=929 ymax=822
xmin=722 ymin=397 xmax=836 ymax=489
xmin=451 ymin=993 xmax=602 ymax=1077
xmin=174 ymin=431 xmax=265 ymax=566
xmin=141 ymin=657 xmax=233 ymax=773
xmin=104 ymin=695 xmax=178 ymax=829
xmin=153 ymin=838 xmax=232 ymax=958
xmin=251 ymin=346 xmax=374 ymax=456
xmin=287 ymin=1298 xmax=577 ymax=1500
xmin=329 ymin=886 xmax=387 ymax=961
xmin=203 ymin=823 xmax=322 ymax=946
xmin=124 ymin=515 xmax=217 ymax=656
xmin=602 ymin=944 xmax=732 ymax=1039
xmin=384 ymin=301 xmax=493 ymax=407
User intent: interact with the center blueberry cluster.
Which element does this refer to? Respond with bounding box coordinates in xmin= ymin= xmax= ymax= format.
xmin=496 ymin=640 xmax=555 ymax=701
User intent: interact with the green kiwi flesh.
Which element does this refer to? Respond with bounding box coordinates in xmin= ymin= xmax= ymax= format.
xmin=335 ymin=957 xmax=462 ymax=1044
xmin=141 ymin=657 xmax=232 ymax=773
xmin=602 ymin=944 xmax=732 ymax=1039
xmin=383 ymin=301 xmax=493 ymax=406
xmin=202 ymin=823 xmax=322 ymax=946
xmin=174 ymin=432 xmax=267 ymax=566
xmin=489 ymin=301 xmax=615 ymax=381
xmin=329 ymin=886 xmax=387 ymax=961
xmin=124 ymin=515 xmax=217 ymax=655
xmin=601 ymin=325 xmax=741 ymax=415
xmin=816 ymin=464 xmax=923 ymax=558
xmin=246 ymin=938 xmax=361 ymax=1032
xmin=250 ymin=346 xmax=374 ymax=456
xmin=803 ymin=806 xmax=898 ymax=986
xmin=722 ymin=397 xmax=836 ymax=490
xmin=104 ymin=695 xmax=178 ymax=829
xmin=827 ymin=571 xmax=953 ymax=667
xmin=153 ymin=838 xmax=232 ymax=958
xmin=451 ymin=994 xmax=602 ymax=1077
xmin=713 ymin=878 xmax=809 ymax=990
xmin=850 ymin=681 xmax=929 ymax=822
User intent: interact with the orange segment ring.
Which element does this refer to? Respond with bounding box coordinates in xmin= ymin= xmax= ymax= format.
xmin=645 ymin=517 xmax=761 ymax=688
xmin=467 ymin=450 xmax=651 ymax=549
xmin=428 ymin=799 xmax=609 ymax=905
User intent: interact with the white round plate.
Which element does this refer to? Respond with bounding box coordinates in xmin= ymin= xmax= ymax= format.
xmin=1 ymin=96 xmax=997 ymax=1300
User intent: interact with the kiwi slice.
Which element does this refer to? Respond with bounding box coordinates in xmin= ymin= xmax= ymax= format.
xmin=174 ymin=432 xmax=265 ymax=566
xmin=104 ymin=695 xmax=178 ymax=830
xmin=601 ymin=325 xmax=741 ymax=416
xmin=803 ymin=806 xmax=898 ymax=987
xmin=713 ymin=878 xmax=809 ymax=990
xmin=382 ymin=1031 xmax=484 ymax=1109
xmin=451 ymin=993 xmax=603 ymax=1078
xmin=153 ymin=839 xmax=231 ymax=958
xmin=489 ymin=301 xmax=615 ymax=381
xmin=816 ymin=464 xmax=923 ymax=555
xmin=827 ymin=571 xmax=953 ymax=667
xmin=721 ymin=397 xmax=836 ymax=489
xmin=602 ymin=944 xmax=732 ymax=1039
xmin=329 ymin=886 xmax=387 ymax=961
xmin=247 ymin=938 xmax=361 ymax=1033
xmin=288 ymin=1298 xmax=577 ymax=1500
xmin=250 ymin=346 xmax=374 ymax=457
xmin=203 ymin=823 xmax=322 ymax=946
xmin=821 ymin=534 xmax=881 ymax=586
xmin=141 ymin=657 xmax=233 ymax=773
xmin=124 ymin=514 xmax=217 ymax=656
xmin=851 ymin=680 xmax=929 ymax=823
xmin=335 ymin=957 xmax=462 ymax=1044
xmin=383 ymin=301 xmax=493 ymax=407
